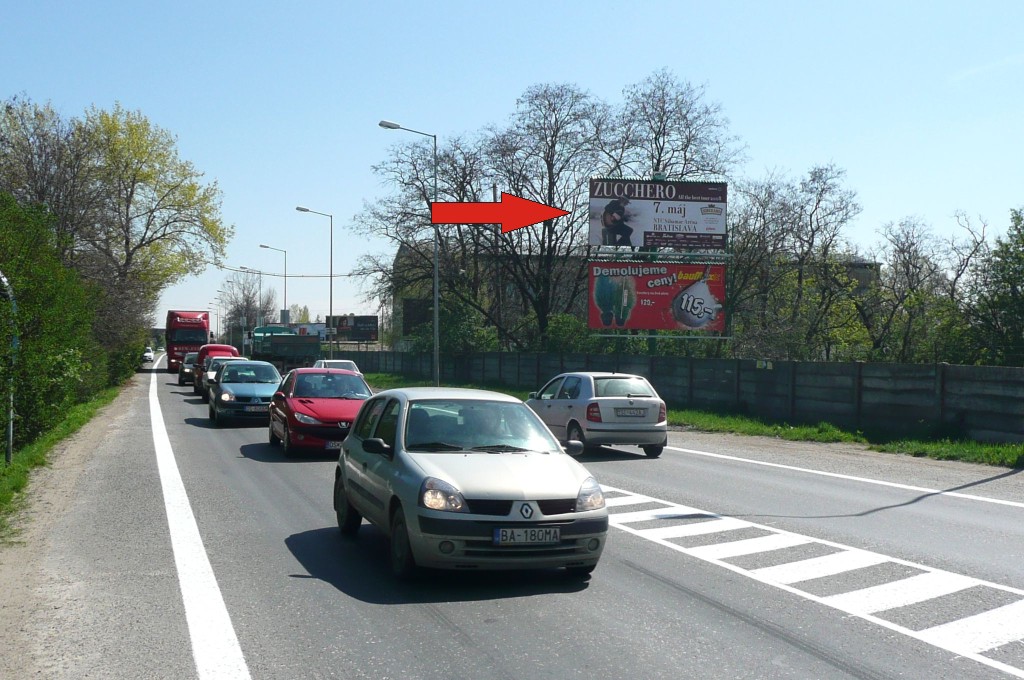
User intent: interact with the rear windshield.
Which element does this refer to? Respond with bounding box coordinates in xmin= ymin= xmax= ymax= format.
xmin=594 ymin=376 xmax=654 ymax=398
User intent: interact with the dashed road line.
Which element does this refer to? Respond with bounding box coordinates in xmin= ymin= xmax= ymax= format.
xmin=602 ymin=484 xmax=1024 ymax=678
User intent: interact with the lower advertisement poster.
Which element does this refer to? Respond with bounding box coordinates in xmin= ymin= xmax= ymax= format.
xmin=588 ymin=262 xmax=726 ymax=332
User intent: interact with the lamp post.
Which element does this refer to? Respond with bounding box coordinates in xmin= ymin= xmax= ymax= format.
xmin=295 ymin=206 xmax=334 ymax=358
xmin=260 ymin=244 xmax=287 ymax=323
xmin=239 ymin=266 xmax=264 ymax=326
xmin=379 ymin=119 xmax=439 ymax=386
xmin=216 ymin=289 xmax=229 ymax=346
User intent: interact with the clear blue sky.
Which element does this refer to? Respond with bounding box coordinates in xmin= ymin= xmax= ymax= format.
xmin=5 ymin=0 xmax=1022 ymax=327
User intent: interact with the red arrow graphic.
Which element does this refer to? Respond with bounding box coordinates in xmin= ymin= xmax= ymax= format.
xmin=431 ymin=192 xmax=569 ymax=233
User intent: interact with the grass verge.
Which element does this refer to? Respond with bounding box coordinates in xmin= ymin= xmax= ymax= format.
xmin=363 ymin=373 xmax=1024 ymax=468
xmin=0 ymin=386 xmax=121 ymax=535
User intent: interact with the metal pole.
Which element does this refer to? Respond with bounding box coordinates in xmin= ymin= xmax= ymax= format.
xmin=0 ymin=271 xmax=18 ymax=466
xmin=431 ymin=134 xmax=439 ymax=386
xmin=329 ymin=213 xmax=334 ymax=359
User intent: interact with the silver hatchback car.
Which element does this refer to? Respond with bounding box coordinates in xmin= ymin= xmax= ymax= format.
xmin=334 ymin=387 xmax=608 ymax=579
xmin=526 ymin=371 xmax=668 ymax=458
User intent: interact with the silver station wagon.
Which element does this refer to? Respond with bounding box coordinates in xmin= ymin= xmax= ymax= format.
xmin=526 ymin=371 xmax=668 ymax=458
xmin=333 ymin=387 xmax=608 ymax=579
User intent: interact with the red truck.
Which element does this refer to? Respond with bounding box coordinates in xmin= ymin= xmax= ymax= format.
xmin=164 ymin=310 xmax=211 ymax=373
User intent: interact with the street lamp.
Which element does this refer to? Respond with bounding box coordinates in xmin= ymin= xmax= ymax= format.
xmin=379 ymin=119 xmax=439 ymax=386
xmin=295 ymin=206 xmax=334 ymax=358
xmin=239 ymin=266 xmax=264 ymax=326
xmin=260 ymin=244 xmax=287 ymax=323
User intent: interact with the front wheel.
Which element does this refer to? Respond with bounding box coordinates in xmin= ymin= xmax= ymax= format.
xmin=268 ymin=418 xmax=280 ymax=445
xmin=390 ymin=508 xmax=417 ymax=580
xmin=566 ymin=422 xmax=590 ymax=455
xmin=282 ymin=426 xmax=297 ymax=458
xmin=334 ymin=477 xmax=362 ymax=536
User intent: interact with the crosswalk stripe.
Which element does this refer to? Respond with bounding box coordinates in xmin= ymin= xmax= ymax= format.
xmin=821 ymin=570 xmax=978 ymax=614
xmin=688 ymin=533 xmax=812 ymax=560
xmin=750 ymin=549 xmax=890 ymax=585
xmin=604 ymin=494 xmax=657 ymax=507
xmin=633 ymin=517 xmax=748 ymax=540
xmin=918 ymin=599 xmax=1024 ymax=655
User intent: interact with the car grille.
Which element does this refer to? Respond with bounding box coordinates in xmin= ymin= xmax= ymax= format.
xmin=300 ymin=425 xmax=351 ymax=441
xmin=463 ymin=498 xmax=576 ymax=516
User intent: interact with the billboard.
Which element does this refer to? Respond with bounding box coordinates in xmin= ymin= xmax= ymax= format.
xmin=588 ymin=262 xmax=726 ymax=332
xmin=589 ymin=179 xmax=727 ymax=250
xmin=351 ymin=315 xmax=379 ymax=342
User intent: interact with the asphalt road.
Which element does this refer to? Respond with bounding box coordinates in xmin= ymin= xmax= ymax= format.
xmin=9 ymin=361 xmax=1024 ymax=679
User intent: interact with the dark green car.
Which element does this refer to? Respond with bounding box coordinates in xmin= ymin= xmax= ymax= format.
xmin=207 ymin=360 xmax=282 ymax=426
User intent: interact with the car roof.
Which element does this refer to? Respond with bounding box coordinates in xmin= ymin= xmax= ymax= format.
xmin=221 ymin=360 xmax=276 ymax=368
xmin=372 ymin=386 xmax=522 ymax=403
xmin=289 ymin=367 xmax=359 ymax=376
xmin=558 ymin=371 xmax=645 ymax=379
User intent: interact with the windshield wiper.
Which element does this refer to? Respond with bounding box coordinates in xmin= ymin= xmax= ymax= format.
xmin=407 ymin=441 xmax=464 ymax=451
xmin=471 ymin=444 xmax=530 ymax=453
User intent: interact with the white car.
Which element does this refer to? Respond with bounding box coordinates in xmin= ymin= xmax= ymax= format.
xmin=525 ymin=371 xmax=668 ymax=457
xmin=313 ymin=359 xmax=361 ymax=374
xmin=334 ymin=387 xmax=607 ymax=579
xmin=142 ymin=347 xmax=155 ymax=362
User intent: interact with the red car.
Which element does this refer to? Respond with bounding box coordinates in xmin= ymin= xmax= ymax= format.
xmin=268 ymin=368 xmax=373 ymax=456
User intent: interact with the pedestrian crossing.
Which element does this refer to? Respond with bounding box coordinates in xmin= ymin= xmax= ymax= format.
xmin=601 ymin=484 xmax=1024 ymax=678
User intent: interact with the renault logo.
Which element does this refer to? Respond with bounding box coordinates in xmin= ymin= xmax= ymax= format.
xmin=520 ymin=503 xmax=534 ymax=519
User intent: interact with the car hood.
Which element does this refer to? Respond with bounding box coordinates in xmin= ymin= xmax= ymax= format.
xmin=408 ymin=450 xmax=593 ymax=499
xmin=290 ymin=398 xmax=365 ymax=421
xmin=221 ymin=383 xmax=279 ymax=399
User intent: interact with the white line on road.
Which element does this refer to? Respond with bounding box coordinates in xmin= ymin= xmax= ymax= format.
xmin=667 ymin=445 xmax=1024 ymax=509
xmin=149 ymin=369 xmax=251 ymax=679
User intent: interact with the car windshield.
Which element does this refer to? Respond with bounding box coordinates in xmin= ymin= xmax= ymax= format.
xmin=594 ymin=376 xmax=655 ymax=398
xmin=292 ymin=373 xmax=371 ymax=399
xmin=405 ymin=399 xmax=560 ymax=453
xmin=221 ymin=365 xmax=281 ymax=383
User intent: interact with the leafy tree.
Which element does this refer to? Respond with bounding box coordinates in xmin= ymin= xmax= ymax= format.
xmin=967 ymin=208 xmax=1024 ymax=365
xmin=0 ymin=193 xmax=101 ymax=445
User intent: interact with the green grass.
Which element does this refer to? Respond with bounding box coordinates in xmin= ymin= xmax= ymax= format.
xmin=0 ymin=386 xmax=121 ymax=536
xmin=363 ymin=373 xmax=1024 ymax=468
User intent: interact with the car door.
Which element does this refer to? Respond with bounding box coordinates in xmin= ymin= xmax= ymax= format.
xmin=270 ymin=371 xmax=294 ymax=440
xmin=553 ymin=375 xmax=585 ymax=439
xmin=360 ymin=398 xmax=400 ymax=526
xmin=343 ymin=397 xmax=389 ymax=526
xmin=527 ymin=376 xmax=566 ymax=437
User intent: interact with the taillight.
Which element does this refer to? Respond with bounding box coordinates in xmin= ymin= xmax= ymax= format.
xmin=586 ymin=403 xmax=602 ymax=422
xmin=658 ymin=402 xmax=667 ymax=422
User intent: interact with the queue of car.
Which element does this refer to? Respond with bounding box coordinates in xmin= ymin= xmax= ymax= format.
xmin=162 ymin=344 xmax=685 ymax=579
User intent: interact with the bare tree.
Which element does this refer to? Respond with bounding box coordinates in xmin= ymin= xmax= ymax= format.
xmin=611 ymin=69 xmax=745 ymax=180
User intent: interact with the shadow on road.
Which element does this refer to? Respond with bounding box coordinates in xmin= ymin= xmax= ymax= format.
xmin=238 ymin=442 xmax=336 ymax=464
xmin=284 ymin=526 xmax=591 ymax=604
xmin=576 ymin=446 xmax=654 ymax=463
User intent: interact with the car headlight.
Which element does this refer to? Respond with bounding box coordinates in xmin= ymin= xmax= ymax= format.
xmin=576 ymin=477 xmax=605 ymax=512
xmin=420 ymin=477 xmax=468 ymax=513
xmin=294 ymin=412 xmax=324 ymax=425
xmin=219 ymin=391 xmax=235 ymax=402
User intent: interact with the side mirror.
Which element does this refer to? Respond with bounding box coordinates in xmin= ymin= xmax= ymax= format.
xmin=564 ymin=440 xmax=584 ymax=457
xmin=528 ymin=392 xmax=538 ymax=399
xmin=273 ymin=391 xmax=285 ymax=401
xmin=362 ymin=438 xmax=392 ymax=456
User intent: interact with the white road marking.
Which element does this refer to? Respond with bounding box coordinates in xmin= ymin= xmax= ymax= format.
xmin=602 ymin=484 xmax=1024 ymax=678
xmin=667 ymin=445 xmax=1024 ymax=509
xmin=149 ymin=370 xmax=251 ymax=679
xmin=821 ymin=571 xmax=978 ymax=614
xmin=750 ymin=549 xmax=890 ymax=584
xmin=920 ymin=599 xmax=1024 ymax=654
xmin=688 ymin=533 xmax=811 ymax=560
